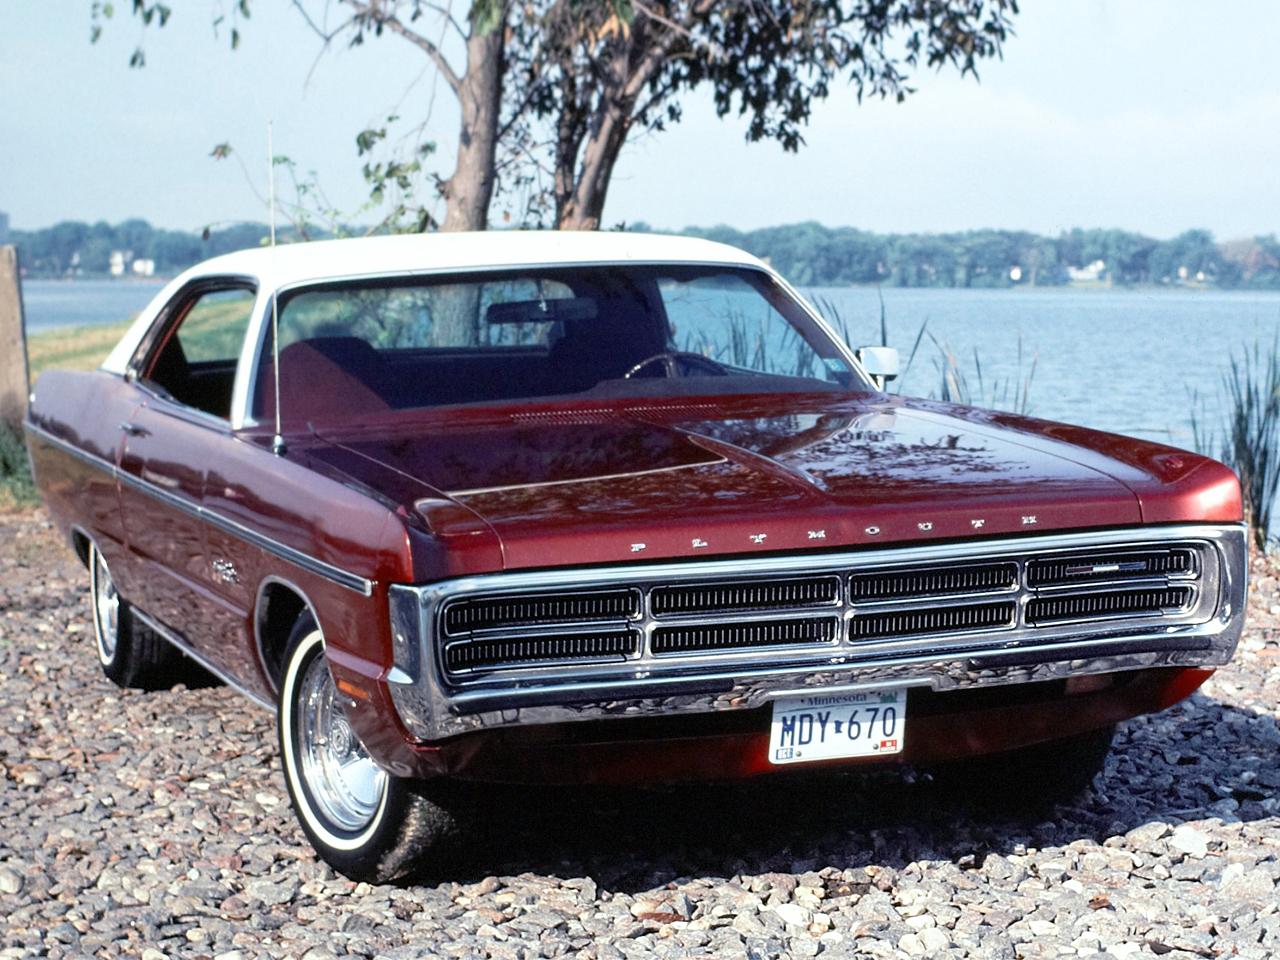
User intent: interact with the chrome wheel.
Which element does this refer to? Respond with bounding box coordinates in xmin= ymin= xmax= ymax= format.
xmin=295 ymin=643 xmax=387 ymax=833
xmin=92 ymin=549 xmax=120 ymax=665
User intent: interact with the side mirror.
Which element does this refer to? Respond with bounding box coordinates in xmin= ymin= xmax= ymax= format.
xmin=855 ymin=346 xmax=900 ymax=389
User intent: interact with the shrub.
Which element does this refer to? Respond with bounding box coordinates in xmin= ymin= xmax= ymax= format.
xmin=0 ymin=420 xmax=36 ymax=505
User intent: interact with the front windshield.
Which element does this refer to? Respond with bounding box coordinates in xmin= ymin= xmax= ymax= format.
xmin=252 ymin=264 xmax=866 ymax=423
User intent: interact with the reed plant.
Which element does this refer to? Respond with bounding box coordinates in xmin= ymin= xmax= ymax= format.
xmin=1191 ymin=335 xmax=1280 ymax=551
xmin=813 ymin=293 xmax=1034 ymax=412
xmin=928 ymin=330 xmax=1038 ymax=415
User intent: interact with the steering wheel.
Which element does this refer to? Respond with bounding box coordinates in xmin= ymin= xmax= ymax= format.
xmin=623 ymin=351 xmax=730 ymax=379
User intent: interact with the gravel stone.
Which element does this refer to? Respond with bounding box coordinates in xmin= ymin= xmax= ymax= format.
xmin=1169 ymin=824 xmax=1211 ymax=858
xmin=4 ymin=507 xmax=1280 ymax=959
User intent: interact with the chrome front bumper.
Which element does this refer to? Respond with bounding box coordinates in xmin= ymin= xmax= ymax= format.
xmin=386 ymin=524 xmax=1249 ymax=741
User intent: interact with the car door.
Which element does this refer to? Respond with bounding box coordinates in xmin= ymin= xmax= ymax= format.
xmin=117 ymin=280 xmax=257 ymax=670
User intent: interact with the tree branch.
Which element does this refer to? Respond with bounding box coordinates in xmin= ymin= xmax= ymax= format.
xmin=344 ymin=0 xmax=463 ymax=94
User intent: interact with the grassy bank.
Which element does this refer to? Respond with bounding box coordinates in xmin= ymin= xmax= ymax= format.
xmin=2 ymin=319 xmax=134 ymax=506
xmin=26 ymin=318 xmax=135 ymax=381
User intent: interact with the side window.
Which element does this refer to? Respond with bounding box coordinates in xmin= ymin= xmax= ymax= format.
xmin=144 ymin=286 xmax=256 ymax=419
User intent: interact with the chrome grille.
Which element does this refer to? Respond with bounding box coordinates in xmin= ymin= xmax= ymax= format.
xmin=651 ymin=576 xmax=838 ymax=615
xmin=444 ymin=630 xmax=639 ymax=674
xmin=850 ymin=602 xmax=1017 ymax=641
xmin=1026 ymin=548 xmax=1195 ymax=587
xmin=432 ymin=535 xmax=1218 ymax=685
xmin=652 ymin=616 xmax=839 ymax=655
xmin=849 ymin=562 xmax=1017 ymax=601
xmin=442 ymin=588 xmax=640 ymax=636
xmin=1027 ymin=586 xmax=1193 ymax=625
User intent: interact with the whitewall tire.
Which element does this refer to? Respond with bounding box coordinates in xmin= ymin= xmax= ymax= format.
xmin=277 ymin=612 xmax=459 ymax=882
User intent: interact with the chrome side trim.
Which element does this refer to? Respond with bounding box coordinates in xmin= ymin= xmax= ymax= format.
xmin=24 ymin=421 xmax=373 ymax=597
xmin=388 ymin=523 xmax=1248 ymax=740
xmin=132 ymin=609 xmax=275 ymax=711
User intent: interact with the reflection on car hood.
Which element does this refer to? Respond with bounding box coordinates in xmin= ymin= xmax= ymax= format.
xmin=305 ymin=393 xmax=1232 ymax=571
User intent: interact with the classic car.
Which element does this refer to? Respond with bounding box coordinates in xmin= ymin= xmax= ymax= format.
xmin=25 ymin=232 xmax=1247 ymax=881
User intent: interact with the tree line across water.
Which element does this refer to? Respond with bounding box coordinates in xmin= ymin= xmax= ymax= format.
xmin=14 ymin=219 xmax=1280 ymax=290
xmin=667 ymin=223 xmax=1280 ymax=290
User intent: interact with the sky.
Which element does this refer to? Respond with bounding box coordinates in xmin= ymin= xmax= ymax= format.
xmin=2 ymin=2 xmax=1278 ymax=239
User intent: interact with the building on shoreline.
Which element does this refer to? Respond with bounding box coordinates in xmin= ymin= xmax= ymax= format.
xmin=0 ymin=211 xmax=9 ymax=246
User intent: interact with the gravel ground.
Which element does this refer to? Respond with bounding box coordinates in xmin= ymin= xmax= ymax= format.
xmin=2 ymin=506 xmax=1279 ymax=960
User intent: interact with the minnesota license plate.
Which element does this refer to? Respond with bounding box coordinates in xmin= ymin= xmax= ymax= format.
xmin=768 ymin=687 xmax=907 ymax=765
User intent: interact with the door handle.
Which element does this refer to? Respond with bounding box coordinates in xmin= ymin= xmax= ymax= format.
xmin=119 ymin=422 xmax=146 ymax=436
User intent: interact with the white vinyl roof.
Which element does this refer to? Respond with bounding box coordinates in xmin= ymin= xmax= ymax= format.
xmin=102 ymin=231 xmax=769 ymax=374
xmin=189 ymin=230 xmax=764 ymax=289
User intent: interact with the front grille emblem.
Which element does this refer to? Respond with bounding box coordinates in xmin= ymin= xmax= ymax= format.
xmin=631 ymin=543 xmax=646 ymax=553
xmin=692 ymin=538 xmax=708 ymax=549
xmin=750 ymin=533 xmax=767 ymax=544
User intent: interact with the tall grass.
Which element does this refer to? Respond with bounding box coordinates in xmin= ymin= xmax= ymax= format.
xmin=1191 ymin=335 xmax=1280 ymax=551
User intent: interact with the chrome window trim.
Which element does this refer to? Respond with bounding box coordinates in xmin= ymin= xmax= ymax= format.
xmin=24 ymin=421 xmax=373 ymax=597
xmin=388 ymin=523 xmax=1248 ymax=740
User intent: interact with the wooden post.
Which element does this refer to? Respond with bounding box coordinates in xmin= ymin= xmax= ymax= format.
xmin=0 ymin=246 xmax=29 ymax=426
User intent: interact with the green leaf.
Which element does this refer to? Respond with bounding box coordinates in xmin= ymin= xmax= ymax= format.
xmin=103 ymin=3 xmax=114 ymax=17
xmin=610 ymin=0 xmax=635 ymax=24
xmin=210 ymin=143 xmax=233 ymax=160
xmin=128 ymin=48 xmax=145 ymax=67
xmin=356 ymin=127 xmax=386 ymax=155
xmin=468 ymin=0 xmax=501 ymax=36
xmin=231 ymin=27 xmax=240 ymax=49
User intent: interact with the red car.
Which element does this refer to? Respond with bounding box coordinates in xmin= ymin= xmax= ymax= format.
xmin=25 ymin=232 xmax=1247 ymax=881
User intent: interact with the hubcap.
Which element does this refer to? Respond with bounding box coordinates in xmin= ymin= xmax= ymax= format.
xmin=296 ymin=649 xmax=387 ymax=832
xmin=93 ymin=552 xmax=120 ymax=663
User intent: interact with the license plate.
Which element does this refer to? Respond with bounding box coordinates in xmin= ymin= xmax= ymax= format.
xmin=768 ymin=687 xmax=907 ymax=765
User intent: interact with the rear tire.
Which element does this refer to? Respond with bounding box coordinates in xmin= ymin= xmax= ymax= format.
xmin=277 ymin=612 xmax=458 ymax=882
xmin=89 ymin=543 xmax=184 ymax=690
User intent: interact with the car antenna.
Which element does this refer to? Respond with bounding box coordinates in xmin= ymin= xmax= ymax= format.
xmin=268 ymin=121 xmax=287 ymax=457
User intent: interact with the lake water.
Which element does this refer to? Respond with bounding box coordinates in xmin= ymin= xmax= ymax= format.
xmin=20 ymin=278 xmax=1280 ymax=449
xmin=22 ymin=278 xmax=168 ymax=333
xmin=808 ymin=286 xmax=1280 ymax=448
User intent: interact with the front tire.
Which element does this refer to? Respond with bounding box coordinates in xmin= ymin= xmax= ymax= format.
xmin=277 ymin=613 xmax=457 ymax=882
xmin=89 ymin=543 xmax=182 ymax=690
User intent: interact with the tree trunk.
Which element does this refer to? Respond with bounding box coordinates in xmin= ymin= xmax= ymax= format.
xmin=554 ymin=18 xmax=680 ymax=231
xmin=440 ymin=26 xmax=505 ymax=233
xmin=557 ymin=99 xmax=631 ymax=231
xmin=433 ymin=24 xmax=505 ymax=345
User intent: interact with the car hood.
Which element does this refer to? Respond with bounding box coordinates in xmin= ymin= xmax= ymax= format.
xmin=301 ymin=393 xmax=1238 ymax=572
